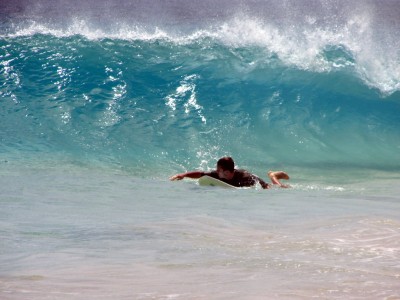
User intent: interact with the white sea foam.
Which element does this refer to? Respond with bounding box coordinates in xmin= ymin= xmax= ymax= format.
xmin=5 ymin=12 xmax=399 ymax=96
xmin=165 ymin=74 xmax=206 ymax=124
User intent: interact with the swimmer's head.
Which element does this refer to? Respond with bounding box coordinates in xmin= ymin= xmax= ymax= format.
xmin=216 ymin=157 xmax=235 ymax=179
xmin=217 ymin=156 xmax=234 ymax=172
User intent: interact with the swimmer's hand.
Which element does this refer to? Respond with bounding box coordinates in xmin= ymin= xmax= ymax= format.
xmin=267 ymin=171 xmax=291 ymax=188
xmin=278 ymin=183 xmax=290 ymax=188
xmin=169 ymin=174 xmax=185 ymax=181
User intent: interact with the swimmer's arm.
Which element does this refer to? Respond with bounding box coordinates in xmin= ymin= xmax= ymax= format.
xmin=268 ymin=171 xmax=290 ymax=188
xmin=169 ymin=171 xmax=207 ymax=181
xmin=249 ymin=173 xmax=270 ymax=189
xmin=256 ymin=177 xmax=270 ymax=189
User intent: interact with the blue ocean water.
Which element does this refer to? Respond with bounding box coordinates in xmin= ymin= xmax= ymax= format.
xmin=1 ymin=0 xmax=399 ymax=179
xmin=1 ymin=1 xmax=400 ymax=299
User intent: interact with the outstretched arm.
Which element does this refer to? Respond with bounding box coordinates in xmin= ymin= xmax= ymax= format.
xmin=169 ymin=171 xmax=205 ymax=181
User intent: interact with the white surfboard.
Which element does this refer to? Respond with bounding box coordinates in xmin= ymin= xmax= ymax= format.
xmin=198 ymin=175 xmax=236 ymax=189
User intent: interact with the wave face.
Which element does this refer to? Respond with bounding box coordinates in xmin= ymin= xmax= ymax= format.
xmin=1 ymin=0 xmax=400 ymax=176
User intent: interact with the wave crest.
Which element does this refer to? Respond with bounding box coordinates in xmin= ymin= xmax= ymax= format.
xmin=4 ymin=13 xmax=399 ymax=95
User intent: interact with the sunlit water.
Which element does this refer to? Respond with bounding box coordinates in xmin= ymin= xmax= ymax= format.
xmin=1 ymin=163 xmax=399 ymax=299
xmin=1 ymin=0 xmax=400 ymax=298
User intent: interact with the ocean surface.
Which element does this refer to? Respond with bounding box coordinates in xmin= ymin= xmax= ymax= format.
xmin=1 ymin=1 xmax=399 ymax=299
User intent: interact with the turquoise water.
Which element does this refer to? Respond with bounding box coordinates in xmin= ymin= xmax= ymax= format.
xmin=1 ymin=1 xmax=400 ymax=299
xmin=1 ymin=5 xmax=400 ymax=176
xmin=1 ymin=165 xmax=400 ymax=299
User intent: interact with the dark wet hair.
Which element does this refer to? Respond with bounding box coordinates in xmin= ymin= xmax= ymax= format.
xmin=217 ymin=156 xmax=235 ymax=172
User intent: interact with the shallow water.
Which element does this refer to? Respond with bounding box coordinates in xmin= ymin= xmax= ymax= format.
xmin=1 ymin=164 xmax=399 ymax=299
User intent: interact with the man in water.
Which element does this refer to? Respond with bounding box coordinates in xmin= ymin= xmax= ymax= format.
xmin=170 ymin=156 xmax=289 ymax=189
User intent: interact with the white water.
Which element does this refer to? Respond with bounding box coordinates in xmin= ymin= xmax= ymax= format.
xmin=1 ymin=164 xmax=399 ymax=299
xmin=4 ymin=8 xmax=400 ymax=96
